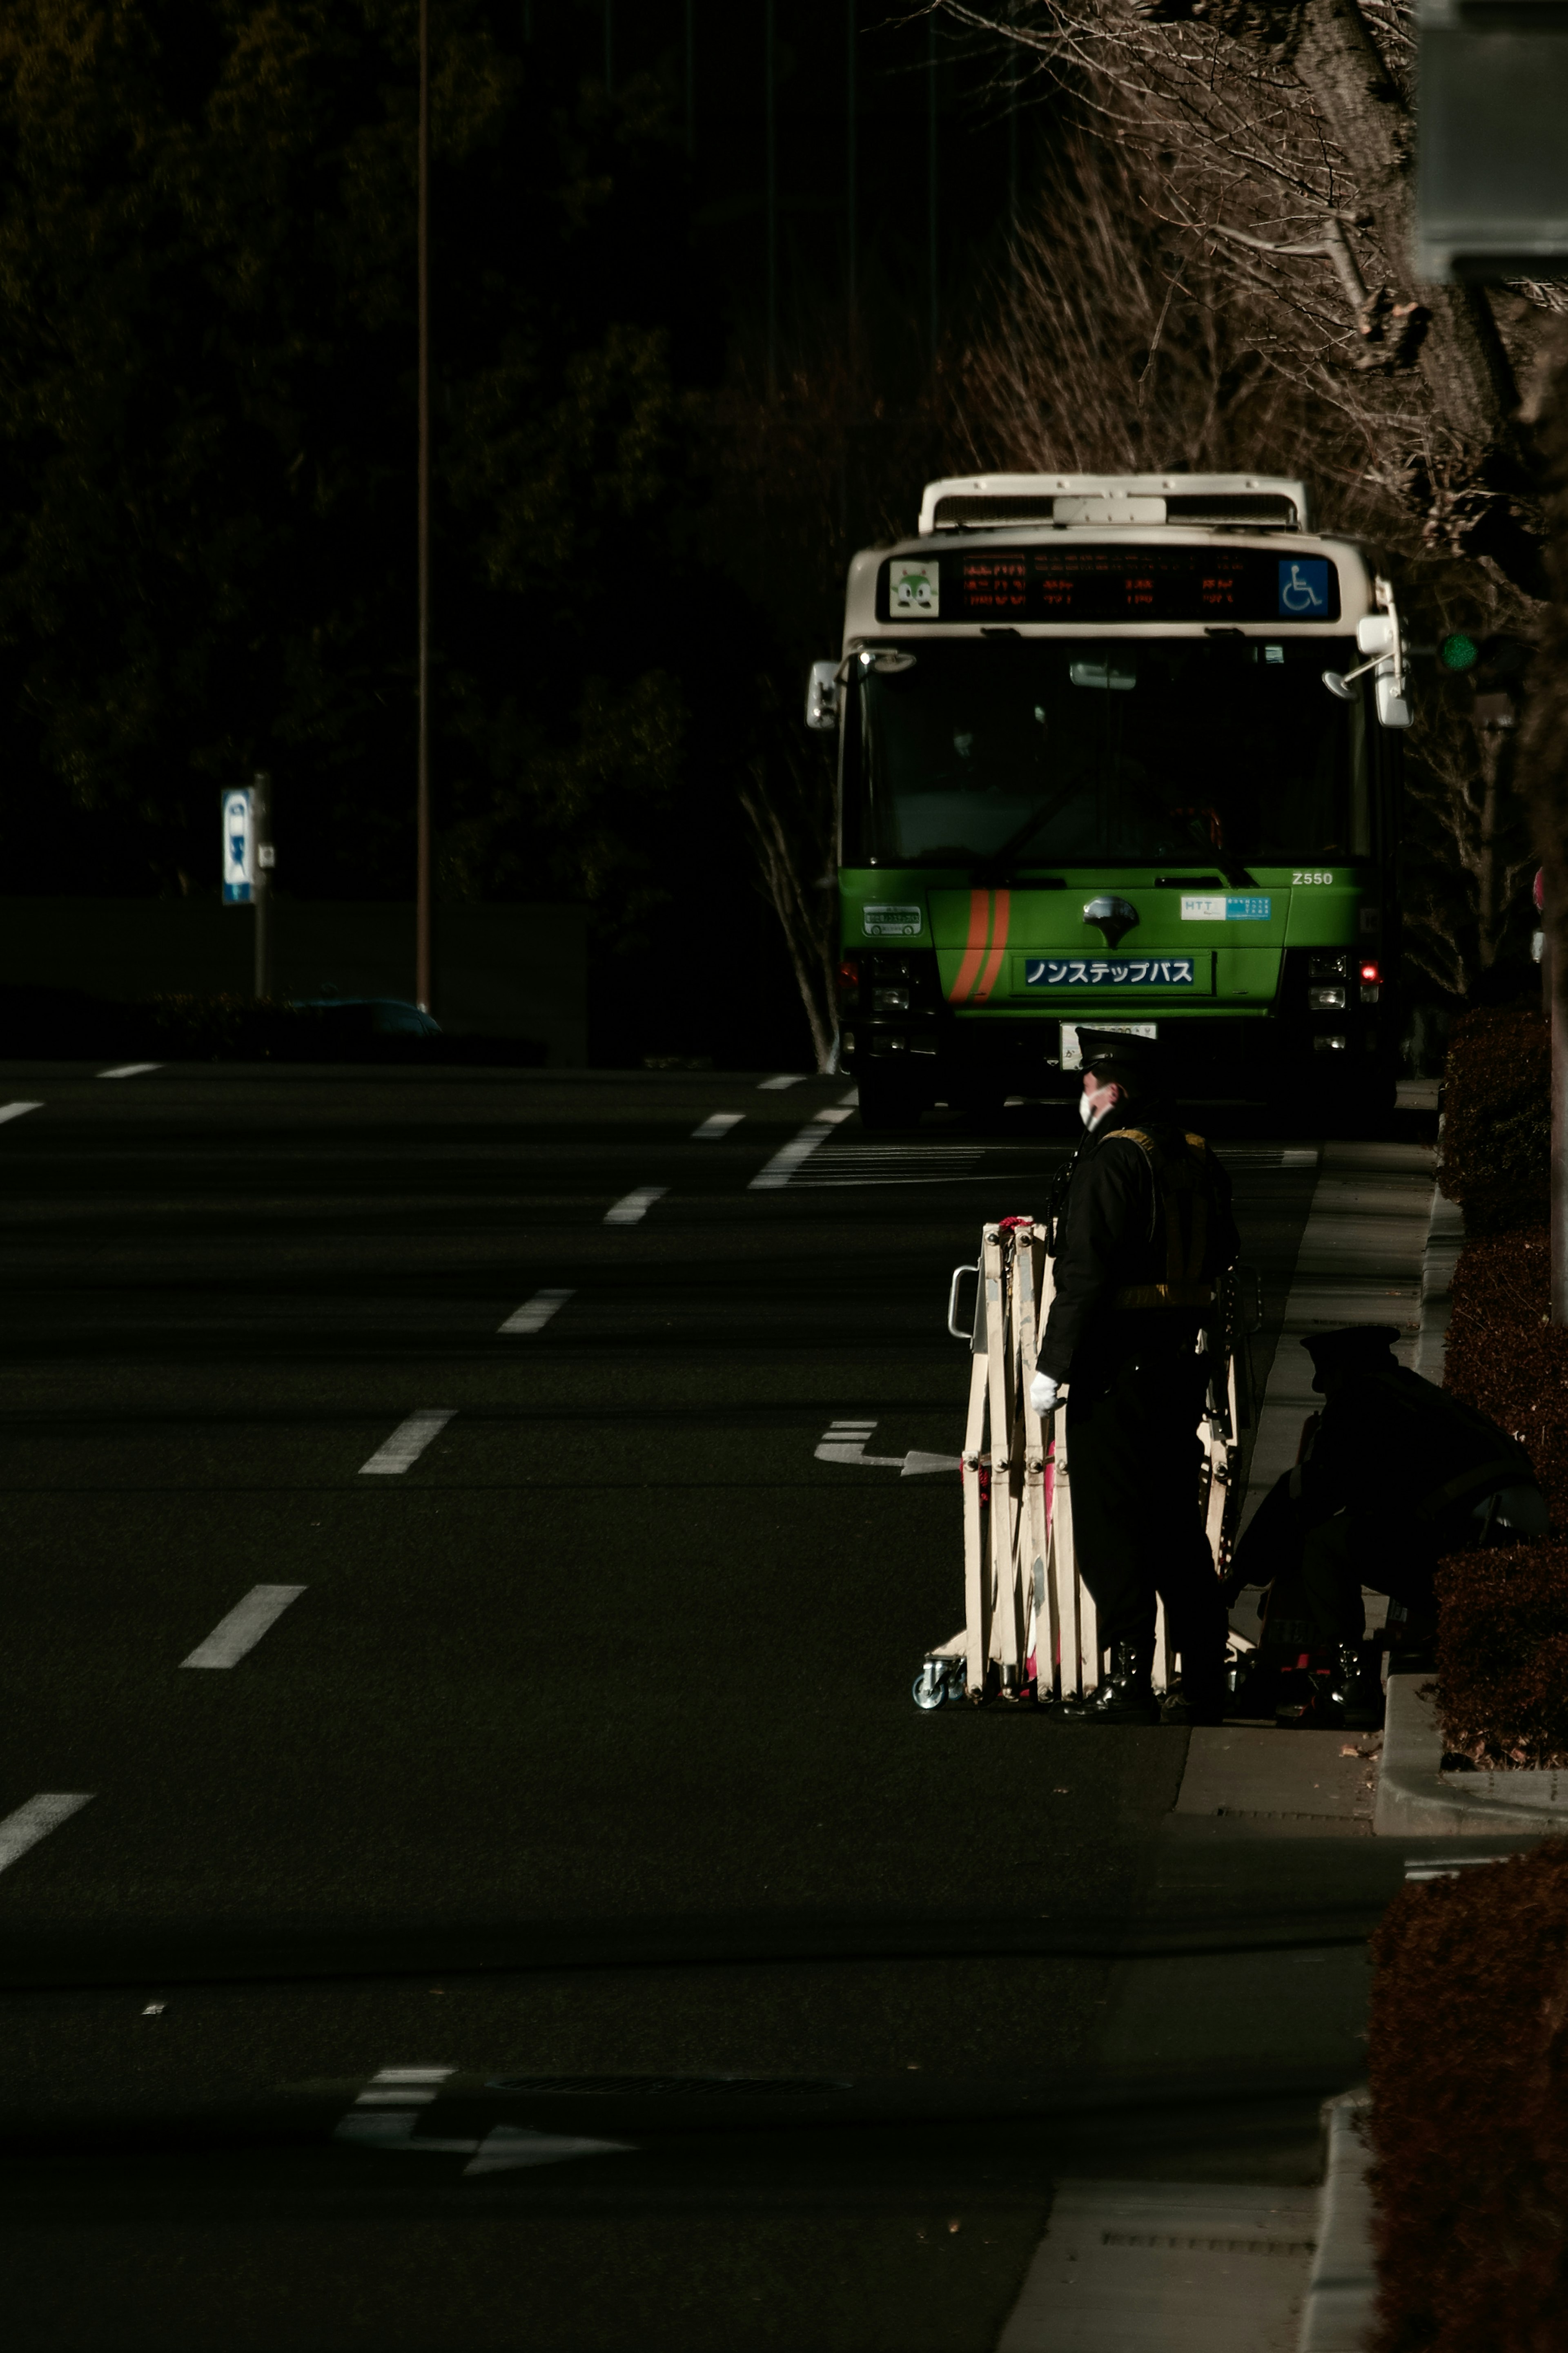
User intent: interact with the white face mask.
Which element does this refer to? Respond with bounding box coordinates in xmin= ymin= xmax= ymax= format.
xmin=1079 ymin=1085 xmax=1116 ymax=1131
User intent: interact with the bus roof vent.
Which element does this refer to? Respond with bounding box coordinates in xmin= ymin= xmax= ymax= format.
xmin=919 ymin=473 xmax=1310 ymax=533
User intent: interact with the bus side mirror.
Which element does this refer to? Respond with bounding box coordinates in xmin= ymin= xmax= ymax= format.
xmin=806 ymin=661 xmax=840 ymax=732
xmin=1376 ymin=674 xmax=1412 ymax=728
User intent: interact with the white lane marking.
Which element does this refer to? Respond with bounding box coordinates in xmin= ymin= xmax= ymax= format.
xmin=692 ymin=1112 xmax=745 ymax=1139
xmin=1281 ymin=1149 xmax=1319 ymax=1166
xmin=757 ymin=1074 xmax=808 ymax=1090
xmin=1403 ymin=1854 xmax=1506 ymax=1880
xmin=750 ymin=1105 xmax=855 ymax=1190
xmin=604 ymin=1187 xmax=667 ymax=1226
xmin=180 ymin=1584 xmax=307 ymax=1669
xmin=0 ymin=1792 xmax=93 ymax=1876
xmin=0 ymin=1102 xmax=43 ymax=1126
xmin=902 ymin=1450 xmax=959 ymax=1477
xmin=359 ymin=1408 xmax=456 ymax=1475
xmin=838 ymin=1088 xmax=859 ymax=1105
xmin=98 ymin=1063 xmax=163 ymax=1079
xmin=499 ymin=1287 xmax=574 ymax=1335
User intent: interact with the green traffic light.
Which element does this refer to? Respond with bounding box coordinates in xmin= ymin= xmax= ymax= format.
xmin=1440 ymin=633 xmax=1479 ymax=672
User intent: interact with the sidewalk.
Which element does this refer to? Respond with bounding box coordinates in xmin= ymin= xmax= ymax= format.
xmin=994 ymin=1127 xmax=1488 ymax=2353
xmin=1231 ymin=1137 xmax=1435 ymax=1650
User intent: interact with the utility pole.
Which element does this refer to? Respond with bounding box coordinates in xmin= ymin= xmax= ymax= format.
xmin=416 ymin=0 xmax=432 ymax=1015
xmin=766 ymin=0 xmax=777 ymax=396
xmin=1008 ymin=0 xmax=1020 ymax=264
xmin=927 ymin=16 xmax=939 ymax=361
xmin=252 ymin=771 xmax=274 ymax=1002
xmin=846 ymin=0 xmax=857 ymax=348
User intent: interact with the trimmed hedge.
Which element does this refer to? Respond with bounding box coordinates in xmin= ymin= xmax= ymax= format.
xmin=1436 ymin=1541 xmax=1568 ymax=1768
xmin=1368 ymin=1844 xmax=1568 ymax=2353
xmin=1438 ymin=1224 xmax=1568 ymax=1758
xmin=1443 ymin=1226 xmax=1568 ymax=1525
xmin=1436 ymin=1003 xmax=1549 ymax=1234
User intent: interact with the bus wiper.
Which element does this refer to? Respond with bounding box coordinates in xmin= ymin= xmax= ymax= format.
xmin=974 ymin=783 xmax=1084 ymax=883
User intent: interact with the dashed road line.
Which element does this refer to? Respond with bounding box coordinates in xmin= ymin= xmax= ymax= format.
xmin=98 ymin=1063 xmax=163 ymax=1079
xmin=0 ymin=1792 xmax=93 ymax=1876
xmin=604 ymin=1187 xmax=667 ymax=1226
xmin=359 ymin=1409 xmax=456 ymax=1475
xmin=757 ymin=1074 xmax=808 ymax=1090
xmin=691 ymin=1112 xmax=745 ymax=1140
xmin=499 ymin=1287 xmax=574 ymax=1335
xmin=180 ymin=1584 xmax=307 ymax=1669
xmin=749 ymin=1106 xmax=855 ymax=1190
xmin=0 ymin=1102 xmax=43 ymax=1126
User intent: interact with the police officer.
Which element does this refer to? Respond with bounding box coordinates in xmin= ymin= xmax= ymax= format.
xmin=1029 ymin=1028 xmax=1238 ymax=1725
xmin=1232 ymin=1323 xmax=1546 ymax=1717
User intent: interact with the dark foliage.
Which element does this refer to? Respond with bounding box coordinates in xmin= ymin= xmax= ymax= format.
xmin=1520 ymin=317 xmax=1568 ymax=955
xmin=1437 ymin=1004 xmax=1550 ymax=1232
xmin=1443 ymin=1225 xmax=1568 ymax=1523
xmin=0 ymin=2 xmax=811 ymax=1062
xmin=1368 ymin=1843 xmax=1568 ymax=2353
xmin=1436 ymin=1542 xmax=1568 ymax=1769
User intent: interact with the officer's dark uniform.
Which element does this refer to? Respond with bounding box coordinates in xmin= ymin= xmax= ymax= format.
xmin=1038 ymin=1030 xmax=1238 ymax=1720
xmin=1234 ymin=1323 xmax=1545 ymax=1653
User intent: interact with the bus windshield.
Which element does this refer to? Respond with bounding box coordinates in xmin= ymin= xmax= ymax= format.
xmin=856 ymin=635 xmax=1370 ymax=869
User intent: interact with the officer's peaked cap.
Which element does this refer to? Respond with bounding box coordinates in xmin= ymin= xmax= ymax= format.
xmin=1302 ymin=1324 xmax=1401 ymax=1389
xmin=1076 ymin=1028 xmax=1166 ymax=1088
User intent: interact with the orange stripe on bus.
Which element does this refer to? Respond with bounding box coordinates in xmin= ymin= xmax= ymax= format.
xmin=948 ymin=890 xmax=992 ymax=1002
xmin=974 ymin=890 xmax=1011 ymax=1001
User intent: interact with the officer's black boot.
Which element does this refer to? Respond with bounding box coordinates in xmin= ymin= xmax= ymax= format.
xmin=1160 ymin=1670 xmax=1227 ymax=1729
xmin=1339 ymin=1641 xmax=1385 ymax=1731
xmin=1275 ymin=1648 xmax=1345 ymax=1729
xmin=1058 ymin=1641 xmax=1160 ymax=1725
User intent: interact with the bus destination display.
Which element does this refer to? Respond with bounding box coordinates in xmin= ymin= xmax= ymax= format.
xmin=879 ymin=546 xmax=1340 ymax=624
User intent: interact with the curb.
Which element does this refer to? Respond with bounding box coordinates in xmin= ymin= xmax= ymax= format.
xmin=1298 ymin=2089 xmax=1374 ymax=2353
xmin=1415 ymin=1184 xmax=1462 ymax=1384
xmin=1374 ymin=1672 xmax=1568 ymax=1835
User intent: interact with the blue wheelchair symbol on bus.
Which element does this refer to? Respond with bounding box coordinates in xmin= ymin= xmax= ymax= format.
xmin=1278 ymin=559 xmax=1329 ymax=616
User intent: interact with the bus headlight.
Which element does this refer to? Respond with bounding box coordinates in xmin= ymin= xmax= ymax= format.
xmin=1308 ymin=985 xmax=1347 ymax=1010
xmin=1360 ymin=983 xmax=1380 ymax=1004
xmin=872 ymin=986 xmax=911 ymax=1012
xmin=1313 ymin=1033 xmax=1349 ymax=1053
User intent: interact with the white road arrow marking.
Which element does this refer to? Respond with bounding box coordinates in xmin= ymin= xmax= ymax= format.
xmin=464 ymin=2126 xmax=635 ymax=2175
xmin=814 ymin=1422 xmax=956 ymax=1474
xmin=332 ymin=2068 xmax=633 ymax=2173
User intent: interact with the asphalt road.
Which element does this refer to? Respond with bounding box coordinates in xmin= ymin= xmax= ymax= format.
xmin=0 ymin=1064 xmax=1419 ymax=2349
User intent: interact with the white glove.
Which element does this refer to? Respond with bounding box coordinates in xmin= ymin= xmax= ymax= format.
xmin=1030 ymin=1371 xmax=1060 ymax=1414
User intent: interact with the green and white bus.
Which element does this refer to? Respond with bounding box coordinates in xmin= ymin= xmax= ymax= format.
xmin=808 ymin=473 xmax=1410 ymax=1127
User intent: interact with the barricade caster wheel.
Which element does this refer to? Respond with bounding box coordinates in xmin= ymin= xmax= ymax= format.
xmin=912 ymin=1664 xmax=947 ymax=1711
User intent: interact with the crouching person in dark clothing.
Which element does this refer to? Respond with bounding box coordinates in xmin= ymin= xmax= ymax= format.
xmin=1230 ymin=1323 xmax=1547 ymax=1722
xmin=1029 ymin=1028 xmax=1239 ymax=1726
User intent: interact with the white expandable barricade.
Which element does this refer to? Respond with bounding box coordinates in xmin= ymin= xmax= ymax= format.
xmin=913 ymin=1220 xmax=1248 ymax=1709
